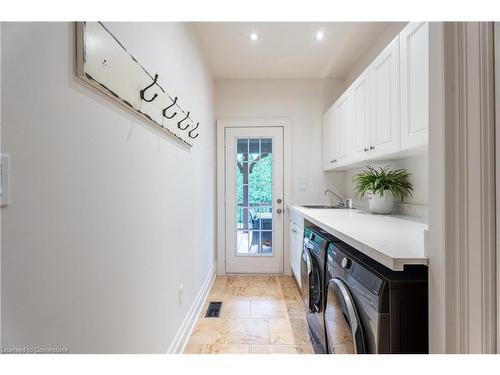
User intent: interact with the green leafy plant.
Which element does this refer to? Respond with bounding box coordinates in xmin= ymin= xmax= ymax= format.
xmin=353 ymin=166 xmax=413 ymax=201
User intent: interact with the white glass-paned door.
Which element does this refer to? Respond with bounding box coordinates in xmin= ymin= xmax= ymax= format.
xmin=225 ymin=127 xmax=284 ymax=274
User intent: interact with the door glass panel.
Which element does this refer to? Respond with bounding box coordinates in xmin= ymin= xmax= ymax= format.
xmin=236 ymin=230 xmax=253 ymax=254
xmin=236 ymin=207 xmax=253 ymax=230
xmin=261 ymin=231 xmax=272 ymax=254
xmin=249 ymin=138 xmax=260 ymax=161
xmin=256 ymin=206 xmax=273 ymax=230
xmin=237 ymin=139 xmax=249 ymax=161
xmin=235 ymin=137 xmax=273 ymax=256
xmin=261 ymin=138 xmax=272 ymax=153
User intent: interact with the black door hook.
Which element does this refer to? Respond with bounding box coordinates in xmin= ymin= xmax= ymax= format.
xmin=188 ymin=122 xmax=200 ymax=139
xmin=162 ymin=97 xmax=178 ymax=119
xmin=140 ymin=74 xmax=159 ymax=103
xmin=178 ymin=111 xmax=190 ymax=130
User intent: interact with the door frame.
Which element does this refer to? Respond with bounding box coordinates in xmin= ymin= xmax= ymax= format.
xmin=429 ymin=22 xmax=497 ymax=353
xmin=495 ymin=21 xmax=500 ymax=353
xmin=217 ymin=118 xmax=292 ymax=276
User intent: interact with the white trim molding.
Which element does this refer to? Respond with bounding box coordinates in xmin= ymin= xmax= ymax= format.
xmin=216 ymin=118 xmax=293 ymax=276
xmin=167 ymin=263 xmax=216 ymax=354
xmin=429 ymin=22 xmax=496 ymax=354
xmin=494 ymin=22 xmax=500 ymax=354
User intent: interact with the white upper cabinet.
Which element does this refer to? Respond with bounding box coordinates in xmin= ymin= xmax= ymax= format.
xmin=368 ymin=36 xmax=401 ymax=157
xmin=400 ymin=22 xmax=429 ymax=150
xmin=322 ymin=106 xmax=336 ymax=170
xmin=323 ymin=23 xmax=428 ymax=171
xmin=334 ymin=89 xmax=354 ymax=166
xmin=351 ymin=71 xmax=370 ymax=162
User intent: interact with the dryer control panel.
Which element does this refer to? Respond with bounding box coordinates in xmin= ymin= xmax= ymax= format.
xmin=327 ymin=243 xmax=384 ymax=295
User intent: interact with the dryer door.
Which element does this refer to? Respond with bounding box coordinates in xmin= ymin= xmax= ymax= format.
xmin=325 ymin=278 xmax=366 ymax=354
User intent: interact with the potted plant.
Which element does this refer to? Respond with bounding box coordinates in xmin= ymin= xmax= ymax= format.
xmin=353 ymin=166 xmax=413 ymax=214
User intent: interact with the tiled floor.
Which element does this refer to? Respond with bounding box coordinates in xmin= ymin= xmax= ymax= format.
xmin=184 ymin=275 xmax=314 ymax=354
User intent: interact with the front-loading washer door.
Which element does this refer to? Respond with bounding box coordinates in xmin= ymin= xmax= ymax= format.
xmin=300 ymin=246 xmax=312 ymax=311
xmin=301 ymin=246 xmax=321 ymax=313
xmin=308 ymin=255 xmax=321 ymax=313
xmin=325 ymin=278 xmax=366 ymax=354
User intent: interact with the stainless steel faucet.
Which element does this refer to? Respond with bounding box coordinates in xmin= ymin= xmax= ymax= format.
xmin=324 ymin=189 xmax=346 ymax=206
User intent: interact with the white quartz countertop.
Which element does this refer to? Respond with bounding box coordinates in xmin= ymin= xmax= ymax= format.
xmin=288 ymin=205 xmax=429 ymax=271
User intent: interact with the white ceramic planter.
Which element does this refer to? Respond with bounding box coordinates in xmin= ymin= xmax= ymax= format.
xmin=368 ymin=191 xmax=394 ymax=214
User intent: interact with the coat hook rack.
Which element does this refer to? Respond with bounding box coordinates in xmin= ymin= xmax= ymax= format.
xmin=140 ymin=73 xmax=159 ymax=103
xmin=77 ymin=22 xmax=202 ymax=146
xmin=162 ymin=97 xmax=178 ymax=119
xmin=178 ymin=111 xmax=190 ymax=130
xmin=188 ymin=122 xmax=200 ymax=139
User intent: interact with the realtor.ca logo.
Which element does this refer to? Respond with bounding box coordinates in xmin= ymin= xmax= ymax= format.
xmin=1 ymin=347 xmax=69 ymax=354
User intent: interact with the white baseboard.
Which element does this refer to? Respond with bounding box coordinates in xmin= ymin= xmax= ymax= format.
xmin=167 ymin=263 xmax=216 ymax=354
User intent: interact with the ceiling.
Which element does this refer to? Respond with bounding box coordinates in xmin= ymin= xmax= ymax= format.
xmin=192 ymin=22 xmax=398 ymax=80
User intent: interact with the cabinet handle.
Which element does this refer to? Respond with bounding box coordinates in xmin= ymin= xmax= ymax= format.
xmin=363 ymin=148 xmax=369 ymax=152
xmin=331 ymin=159 xmax=337 ymax=163
xmin=370 ymin=146 xmax=375 ymax=150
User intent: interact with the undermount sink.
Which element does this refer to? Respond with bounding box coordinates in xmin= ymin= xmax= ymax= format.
xmin=300 ymin=204 xmax=349 ymax=209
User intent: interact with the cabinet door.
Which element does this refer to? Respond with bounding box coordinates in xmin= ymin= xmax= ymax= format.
xmin=322 ymin=106 xmax=336 ymax=170
xmin=334 ymin=90 xmax=354 ymax=166
xmin=400 ymin=22 xmax=429 ymax=150
xmin=369 ymin=36 xmax=401 ymax=156
xmin=351 ymin=71 xmax=370 ymax=162
xmin=289 ymin=219 xmax=295 ymax=275
xmin=292 ymin=224 xmax=303 ymax=286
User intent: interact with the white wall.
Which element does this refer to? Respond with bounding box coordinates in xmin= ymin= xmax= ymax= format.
xmin=0 ymin=21 xmax=2 ymax=345
xmin=215 ymin=78 xmax=346 ymax=205
xmin=1 ymin=22 xmax=215 ymax=353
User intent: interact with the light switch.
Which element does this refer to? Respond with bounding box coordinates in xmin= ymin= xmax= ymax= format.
xmin=0 ymin=154 xmax=10 ymax=207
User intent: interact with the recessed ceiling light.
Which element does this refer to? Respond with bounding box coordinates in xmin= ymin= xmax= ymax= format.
xmin=249 ymin=32 xmax=259 ymax=41
xmin=316 ymin=31 xmax=325 ymax=41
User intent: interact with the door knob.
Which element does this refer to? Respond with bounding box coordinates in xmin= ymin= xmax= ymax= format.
xmin=277 ymin=208 xmax=283 ymax=214
xmin=277 ymin=198 xmax=282 ymax=204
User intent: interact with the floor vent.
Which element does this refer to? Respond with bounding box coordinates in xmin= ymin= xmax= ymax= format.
xmin=205 ymin=301 xmax=223 ymax=318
